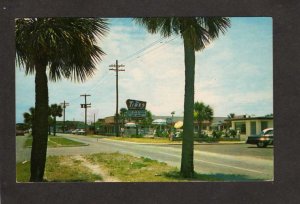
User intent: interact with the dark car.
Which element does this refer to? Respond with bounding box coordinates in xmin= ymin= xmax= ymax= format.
xmin=246 ymin=128 xmax=274 ymax=148
xmin=16 ymin=130 xmax=25 ymax=136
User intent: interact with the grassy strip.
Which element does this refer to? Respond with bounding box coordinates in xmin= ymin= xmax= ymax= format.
xmin=17 ymin=152 xmax=224 ymax=182
xmin=104 ymin=137 xmax=181 ymax=144
xmin=85 ymin=153 xmax=176 ymax=181
xmin=24 ymin=136 xmax=87 ymax=148
xmin=17 ymin=156 xmax=102 ymax=182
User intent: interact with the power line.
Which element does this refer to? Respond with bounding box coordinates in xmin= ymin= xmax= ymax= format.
xmin=121 ymin=37 xmax=165 ymax=62
xmin=59 ymin=37 xmax=172 ymax=106
xmin=126 ymin=36 xmax=179 ymax=63
xmin=51 ymin=36 xmax=179 ymax=117
xmin=67 ymin=70 xmax=110 ymax=103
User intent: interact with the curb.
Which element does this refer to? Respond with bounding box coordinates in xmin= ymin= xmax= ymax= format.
xmin=102 ymin=138 xmax=245 ymax=145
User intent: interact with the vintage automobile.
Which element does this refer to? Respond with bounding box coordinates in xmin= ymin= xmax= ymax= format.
xmin=77 ymin=129 xmax=86 ymax=135
xmin=246 ymin=128 xmax=274 ymax=148
xmin=72 ymin=129 xmax=80 ymax=134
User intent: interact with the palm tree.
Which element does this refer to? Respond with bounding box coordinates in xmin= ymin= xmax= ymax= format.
xmin=49 ymin=104 xmax=63 ymax=136
xmin=134 ymin=17 xmax=230 ymax=177
xmin=15 ymin=18 xmax=108 ymax=181
xmin=225 ymin=113 xmax=235 ymax=129
xmin=141 ymin=109 xmax=154 ymax=127
xmin=120 ymin=107 xmax=128 ymax=127
xmin=227 ymin=113 xmax=235 ymax=119
xmin=23 ymin=107 xmax=35 ymax=128
xmin=194 ymin=102 xmax=213 ymax=137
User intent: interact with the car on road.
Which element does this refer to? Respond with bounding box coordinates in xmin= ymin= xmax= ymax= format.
xmin=16 ymin=130 xmax=25 ymax=136
xmin=72 ymin=129 xmax=80 ymax=134
xmin=246 ymin=128 xmax=274 ymax=148
xmin=77 ymin=129 xmax=86 ymax=135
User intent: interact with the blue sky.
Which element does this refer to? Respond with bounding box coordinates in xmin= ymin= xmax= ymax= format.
xmin=16 ymin=17 xmax=273 ymax=123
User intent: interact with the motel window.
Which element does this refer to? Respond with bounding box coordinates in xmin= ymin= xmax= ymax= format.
xmin=235 ymin=122 xmax=246 ymax=134
xmin=261 ymin=121 xmax=268 ymax=131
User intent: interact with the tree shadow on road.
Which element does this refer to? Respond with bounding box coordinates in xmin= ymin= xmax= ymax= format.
xmin=247 ymin=146 xmax=274 ymax=149
xmin=163 ymin=170 xmax=264 ymax=181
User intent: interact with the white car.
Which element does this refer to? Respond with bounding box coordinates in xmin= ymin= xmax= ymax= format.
xmin=72 ymin=129 xmax=79 ymax=134
xmin=77 ymin=129 xmax=86 ymax=135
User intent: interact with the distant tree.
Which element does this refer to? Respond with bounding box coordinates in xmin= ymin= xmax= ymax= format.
xmin=120 ymin=107 xmax=128 ymax=127
xmin=141 ymin=110 xmax=153 ymax=126
xmin=194 ymin=102 xmax=213 ymax=137
xmin=225 ymin=113 xmax=236 ymax=129
xmin=23 ymin=107 xmax=35 ymax=129
xmin=65 ymin=120 xmax=77 ymax=130
xmin=227 ymin=113 xmax=235 ymax=119
xmin=49 ymin=104 xmax=63 ymax=136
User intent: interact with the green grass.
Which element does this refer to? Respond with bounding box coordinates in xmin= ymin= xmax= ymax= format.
xmin=84 ymin=152 xmax=222 ymax=182
xmin=24 ymin=136 xmax=87 ymax=148
xmin=17 ymin=152 xmax=235 ymax=182
xmin=17 ymin=156 xmax=102 ymax=182
xmin=84 ymin=153 xmax=177 ymax=181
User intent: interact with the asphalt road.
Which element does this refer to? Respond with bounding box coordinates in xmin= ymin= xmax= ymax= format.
xmin=16 ymin=134 xmax=273 ymax=181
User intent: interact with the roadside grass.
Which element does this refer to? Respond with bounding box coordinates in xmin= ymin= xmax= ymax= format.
xmin=84 ymin=153 xmax=181 ymax=182
xmin=103 ymin=137 xmax=181 ymax=144
xmin=84 ymin=152 xmax=221 ymax=182
xmin=16 ymin=152 xmax=229 ymax=182
xmin=17 ymin=156 xmax=102 ymax=182
xmin=24 ymin=136 xmax=87 ymax=148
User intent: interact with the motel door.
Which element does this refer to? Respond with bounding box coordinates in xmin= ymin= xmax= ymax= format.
xmin=250 ymin=121 xmax=256 ymax=135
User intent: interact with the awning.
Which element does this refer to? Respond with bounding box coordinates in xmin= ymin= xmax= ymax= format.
xmin=125 ymin=122 xmax=136 ymax=127
xmin=174 ymin=121 xmax=183 ymax=129
xmin=152 ymin=119 xmax=167 ymax=125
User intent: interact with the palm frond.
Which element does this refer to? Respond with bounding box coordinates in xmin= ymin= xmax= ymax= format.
xmin=134 ymin=17 xmax=230 ymax=51
xmin=15 ymin=18 xmax=109 ymax=82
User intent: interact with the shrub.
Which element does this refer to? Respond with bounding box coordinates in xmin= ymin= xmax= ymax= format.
xmin=130 ymin=134 xmax=143 ymax=138
xmin=229 ymin=129 xmax=237 ymax=138
xmin=212 ymin=130 xmax=223 ymax=139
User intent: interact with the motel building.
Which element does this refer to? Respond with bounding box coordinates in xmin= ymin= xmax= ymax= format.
xmin=229 ymin=116 xmax=274 ymax=141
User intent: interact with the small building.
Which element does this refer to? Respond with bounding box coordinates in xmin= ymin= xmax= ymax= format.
xmin=229 ymin=116 xmax=274 ymax=140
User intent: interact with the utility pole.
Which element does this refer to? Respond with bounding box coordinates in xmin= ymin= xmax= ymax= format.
xmin=60 ymin=100 xmax=69 ymax=133
xmin=80 ymin=94 xmax=91 ymax=135
xmin=109 ymin=60 xmax=125 ymax=137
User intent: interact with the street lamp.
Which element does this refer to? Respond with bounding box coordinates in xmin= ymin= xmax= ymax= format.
xmin=171 ymin=111 xmax=175 ymax=126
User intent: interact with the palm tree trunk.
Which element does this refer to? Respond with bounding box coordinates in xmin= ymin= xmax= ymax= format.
xmin=30 ymin=63 xmax=48 ymax=182
xmin=180 ymin=37 xmax=195 ymax=178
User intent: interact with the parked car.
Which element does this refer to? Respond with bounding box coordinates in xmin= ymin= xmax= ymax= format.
xmin=72 ymin=129 xmax=79 ymax=134
xmin=16 ymin=130 xmax=25 ymax=136
xmin=246 ymin=128 xmax=274 ymax=148
xmin=77 ymin=129 xmax=86 ymax=135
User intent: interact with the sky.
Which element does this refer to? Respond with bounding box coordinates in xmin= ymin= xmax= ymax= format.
xmin=16 ymin=17 xmax=273 ymax=123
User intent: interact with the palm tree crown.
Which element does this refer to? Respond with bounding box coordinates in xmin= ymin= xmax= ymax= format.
xmin=194 ymin=102 xmax=214 ymax=123
xmin=50 ymin=104 xmax=63 ymax=118
xmin=23 ymin=107 xmax=35 ymax=126
xmin=16 ymin=18 xmax=109 ymax=82
xmin=134 ymin=17 xmax=230 ymax=50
